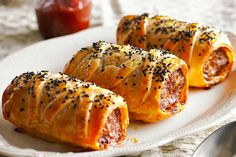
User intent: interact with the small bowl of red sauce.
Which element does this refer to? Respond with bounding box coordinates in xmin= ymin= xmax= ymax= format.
xmin=35 ymin=0 xmax=92 ymax=39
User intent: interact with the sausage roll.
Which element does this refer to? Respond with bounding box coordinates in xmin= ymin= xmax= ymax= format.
xmin=64 ymin=41 xmax=188 ymax=122
xmin=117 ymin=14 xmax=235 ymax=88
xmin=2 ymin=71 xmax=129 ymax=150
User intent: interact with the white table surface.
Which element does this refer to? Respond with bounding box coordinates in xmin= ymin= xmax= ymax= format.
xmin=0 ymin=0 xmax=236 ymax=156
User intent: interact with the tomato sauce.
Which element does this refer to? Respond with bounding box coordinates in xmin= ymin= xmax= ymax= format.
xmin=35 ymin=0 xmax=92 ymax=39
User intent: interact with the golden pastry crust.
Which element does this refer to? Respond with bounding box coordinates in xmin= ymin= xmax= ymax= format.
xmin=2 ymin=71 xmax=129 ymax=150
xmin=64 ymin=41 xmax=189 ymax=122
xmin=117 ymin=14 xmax=235 ymax=88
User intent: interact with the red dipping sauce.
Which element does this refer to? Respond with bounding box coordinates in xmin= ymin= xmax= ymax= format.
xmin=35 ymin=0 xmax=92 ymax=39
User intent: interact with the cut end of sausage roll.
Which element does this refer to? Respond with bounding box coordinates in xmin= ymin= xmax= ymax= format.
xmin=116 ymin=14 xmax=235 ymax=88
xmin=99 ymin=108 xmax=123 ymax=149
xmin=203 ymin=47 xmax=232 ymax=86
xmin=64 ymin=41 xmax=189 ymax=122
xmin=160 ymin=69 xmax=186 ymax=113
xmin=2 ymin=71 xmax=129 ymax=150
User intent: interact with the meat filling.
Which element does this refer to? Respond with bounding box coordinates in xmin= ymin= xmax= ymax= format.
xmin=203 ymin=48 xmax=229 ymax=81
xmin=98 ymin=108 xmax=123 ymax=149
xmin=160 ymin=69 xmax=185 ymax=112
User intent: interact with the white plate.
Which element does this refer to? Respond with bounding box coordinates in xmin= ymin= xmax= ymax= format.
xmin=0 ymin=26 xmax=236 ymax=157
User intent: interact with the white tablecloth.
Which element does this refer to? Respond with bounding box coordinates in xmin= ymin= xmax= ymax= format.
xmin=0 ymin=0 xmax=236 ymax=156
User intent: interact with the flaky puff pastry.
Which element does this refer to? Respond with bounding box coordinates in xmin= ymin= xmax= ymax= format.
xmin=117 ymin=14 xmax=234 ymax=88
xmin=2 ymin=71 xmax=129 ymax=150
xmin=64 ymin=41 xmax=188 ymax=122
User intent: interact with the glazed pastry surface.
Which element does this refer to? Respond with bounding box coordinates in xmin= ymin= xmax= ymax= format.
xmin=117 ymin=14 xmax=234 ymax=87
xmin=64 ymin=41 xmax=188 ymax=122
xmin=2 ymin=71 xmax=129 ymax=150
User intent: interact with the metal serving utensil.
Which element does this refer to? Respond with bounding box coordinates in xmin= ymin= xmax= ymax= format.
xmin=192 ymin=121 xmax=236 ymax=157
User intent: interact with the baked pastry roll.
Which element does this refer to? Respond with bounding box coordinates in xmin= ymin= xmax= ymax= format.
xmin=64 ymin=41 xmax=188 ymax=122
xmin=2 ymin=71 xmax=129 ymax=150
xmin=117 ymin=14 xmax=235 ymax=88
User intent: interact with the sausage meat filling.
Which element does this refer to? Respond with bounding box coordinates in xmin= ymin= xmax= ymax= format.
xmin=98 ymin=108 xmax=123 ymax=149
xmin=160 ymin=69 xmax=185 ymax=112
xmin=203 ymin=48 xmax=229 ymax=81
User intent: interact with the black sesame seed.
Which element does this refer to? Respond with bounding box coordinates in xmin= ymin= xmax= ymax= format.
xmin=19 ymin=107 xmax=24 ymax=112
xmin=82 ymin=94 xmax=89 ymax=97
xmin=82 ymin=84 xmax=90 ymax=88
xmin=14 ymin=128 xmax=23 ymax=133
xmin=55 ymin=91 xmax=60 ymax=94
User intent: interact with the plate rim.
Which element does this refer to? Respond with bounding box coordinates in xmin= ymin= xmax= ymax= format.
xmin=0 ymin=26 xmax=235 ymax=157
